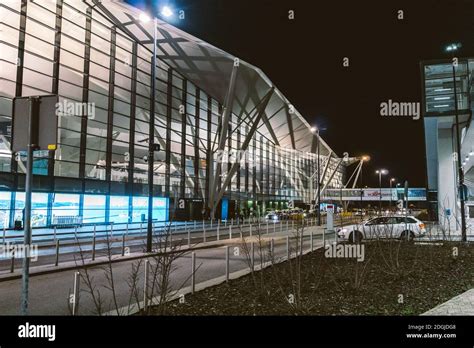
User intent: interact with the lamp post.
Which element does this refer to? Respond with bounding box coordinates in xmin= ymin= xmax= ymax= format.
xmin=140 ymin=12 xmax=158 ymax=252
xmin=311 ymin=126 xmax=326 ymax=226
xmin=375 ymin=169 xmax=387 ymax=214
xmin=389 ymin=178 xmax=396 ymax=213
xmin=359 ymin=156 xmax=369 ymax=221
xmin=139 ymin=7 xmax=175 ymax=252
xmin=396 ymin=183 xmax=401 ymax=211
xmin=316 ymin=128 xmax=321 ymax=226
xmin=445 ymin=43 xmax=467 ymax=242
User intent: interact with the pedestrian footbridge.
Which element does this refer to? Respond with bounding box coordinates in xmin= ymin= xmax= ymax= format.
xmin=323 ymin=188 xmax=426 ymax=201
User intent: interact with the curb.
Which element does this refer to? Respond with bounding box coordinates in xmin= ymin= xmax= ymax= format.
xmin=104 ymin=242 xmax=325 ymax=316
xmin=0 ymin=230 xmax=323 ymax=282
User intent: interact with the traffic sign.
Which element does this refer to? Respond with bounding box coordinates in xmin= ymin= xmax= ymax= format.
xmin=12 ymin=95 xmax=58 ymax=152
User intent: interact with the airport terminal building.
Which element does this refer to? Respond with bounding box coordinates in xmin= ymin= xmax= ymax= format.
xmin=421 ymin=58 xmax=474 ymax=229
xmin=0 ymin=0 xmax=347 ymax=228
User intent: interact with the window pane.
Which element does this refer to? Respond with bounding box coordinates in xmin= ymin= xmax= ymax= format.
xmin=83 ymin=194 xmax=106 ymax=224
xmin=109 ymin=196 xmax=129 ymax=223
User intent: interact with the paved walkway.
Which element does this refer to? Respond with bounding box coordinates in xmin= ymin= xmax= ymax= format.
xmin=0 ymin=225 xmax=330 ymax=315
xmin=422 ymin=289 xmax=474 ymax=315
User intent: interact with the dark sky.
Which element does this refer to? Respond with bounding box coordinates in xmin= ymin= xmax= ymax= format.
xmin=127 ymin=0 xmax=474 ymax=187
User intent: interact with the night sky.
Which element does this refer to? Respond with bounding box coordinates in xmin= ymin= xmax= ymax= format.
xmin=127 ymin=0 xmax=474 ymax=187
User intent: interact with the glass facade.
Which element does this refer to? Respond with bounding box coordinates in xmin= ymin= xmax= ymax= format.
xmin=421 ymin=58 xmax=474 ymax=223
xmin=0 ymin=0 xmax=345 ymax=228
xmin=423 ymin=60 xmax=472 ymax=114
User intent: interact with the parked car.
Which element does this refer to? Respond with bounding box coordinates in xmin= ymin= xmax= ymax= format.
xmin=265 ymin=211 xmax=279 ymax=221
xmin=306 ymin=210 xmax=317 ymax=218
xmin=278 ymin=210 xmax=290 ymax=220
xmin=337 ymin=216 xmax=426 ymax=243
xmin=353 ymin=209 xmax=366 ymax=216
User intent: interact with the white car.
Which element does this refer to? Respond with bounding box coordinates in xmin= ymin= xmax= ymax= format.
xmin=337 ymin=216 xmax=426 ymax=242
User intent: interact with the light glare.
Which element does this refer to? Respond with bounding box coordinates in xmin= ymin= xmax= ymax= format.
xmin=139 ymin=13 xmax=151 ymax=23
xmin=161 ymin=6 xmax=173 ymax=17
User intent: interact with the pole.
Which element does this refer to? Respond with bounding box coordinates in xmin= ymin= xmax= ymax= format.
xmin=146 ymin=17 xmax=158 ymax=253
xmin=317 ymin=129 xmax=321 ymax=226
xmin=92 ymin=236 xmax=96 ymax=261
xmin=72 ymin=271 xmax=80 ymax=316
xmin=389 ymin=180 xmax=393 ymax=213
xmin=143 ymin=259 xmax=149 ymax=311
xmin=250 ymin=241 xmax=254 ymax=271
xmin=20 ymin=96 xmax=37 ymax=315
xmin=452 ymin=61 xmax=467 ymax=241
xmin=360 ymin=164 xmax=363 ymax=222
xmin=55 ymin=239 xmax=59 ymax=266
xmin=121 ymin=234 xmax=126 ymax=256
xmin=286 ymin=235 xmax=290 ymax=259
xmin=191 ymin=252 xmax=196 ymax=293
xmin=10 ymin=250 xmax=15 ymax=273
xmin=404 ymin=181 xmax=409 ymax=239
xmin=225 ymin=246 xmax=230 ymax=281
xmin=378 ymin=171 xmax=382 ymax=213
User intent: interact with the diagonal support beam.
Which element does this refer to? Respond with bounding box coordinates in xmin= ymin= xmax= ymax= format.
xmin=320 ymin=151 xmax=333 ymax=187
xmin=208 ymin=64 xmax=239 ymax=212
xmin=320 ymin=158 xmax=344 ymax=197
xmin=344 ymin=160 xmax=363 ymax=188
xmin=285 ymin=107 xmax=296 ymax=149
xmin=261 ymin=111 xmax=280 ymax=147
xmin=352 ymin=160 xmax=364 ymax=189
xmin=211 ymin=87 xmax=275 ymax=218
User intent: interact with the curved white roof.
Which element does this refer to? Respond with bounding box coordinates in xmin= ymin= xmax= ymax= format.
xmin=88 ymin=0 xmax=337 ymax=157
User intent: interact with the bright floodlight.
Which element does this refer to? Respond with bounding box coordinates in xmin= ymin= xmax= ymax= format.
xmin=139 ymin=13 xmax=151 ymax=23
xmin=446 ymin=43 xmax=462 ymax=52
xmin=310 ymin=126 xmax=317 ymax=133
xmin=161 ymin=6 xmax=173 ymax=17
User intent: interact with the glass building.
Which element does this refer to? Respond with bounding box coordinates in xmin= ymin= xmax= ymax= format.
xmin=421 ymin=58 xmax=474 ymax=228
xmin=0 ymin=0 xmax=346 ymax=229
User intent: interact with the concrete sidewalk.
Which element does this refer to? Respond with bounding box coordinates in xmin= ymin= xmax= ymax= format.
xmin=0 ymin=226 xmax=330 ymax=315
xmin=422 ymin=289 xmax=474 ymax=315
xmin=0 ymin=221 xmax=328 ymax=272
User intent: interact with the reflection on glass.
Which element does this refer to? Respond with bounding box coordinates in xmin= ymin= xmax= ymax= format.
xmin=83 ymin=194 xmax=106 ymax=224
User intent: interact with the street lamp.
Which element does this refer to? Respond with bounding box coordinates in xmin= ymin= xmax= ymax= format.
xmin=310 ymin=126 xmax=321 ymax=225
xmin=359 ymin=155 xmax=370 ymax=220
xmin=140 ymin=12 xmax=158 ymax=252
xmin=389 ymin=178 xmax=396 ymax=212
xmin=311 ymin=126 xmax=326 ymax=226
xmin=375 ymin=169 xmax=388 ymax=213
xmin=445 ymin=42 xmax=467 ymax=242
xmin=161 ymin=6 xmax=173 ymax=18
